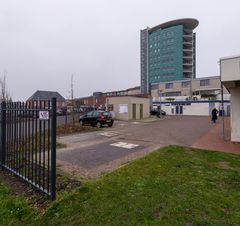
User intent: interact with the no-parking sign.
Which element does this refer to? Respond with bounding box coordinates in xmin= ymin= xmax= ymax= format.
xmin=39 ymin=111 xmax=49 ymax=120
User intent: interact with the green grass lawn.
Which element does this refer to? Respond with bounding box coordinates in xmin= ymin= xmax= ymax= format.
xmin=1 ymin=146 xmax=240 ymax=226
xmin=0 ymin=182 xmax=35 ymax=226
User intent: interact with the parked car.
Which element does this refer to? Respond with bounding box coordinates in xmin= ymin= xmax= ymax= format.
xmin=79 ymin=106 xmax=97 ymax=114
xmin=150 ymin=109 xmax=166 ymax=116
xmin=79 ymin=110 xmax=114 ymax=128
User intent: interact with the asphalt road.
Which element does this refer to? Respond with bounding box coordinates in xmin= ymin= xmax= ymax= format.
xmin=57 ymin=115 xmax=214 ymax=177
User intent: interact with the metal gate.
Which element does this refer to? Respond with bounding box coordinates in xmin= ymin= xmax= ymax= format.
xmin=0 ymin=98 xmax=56 ymax=199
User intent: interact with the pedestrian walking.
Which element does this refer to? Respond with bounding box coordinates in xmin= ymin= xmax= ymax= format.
xmin=211 ymin=108 xmax=218 ymax=123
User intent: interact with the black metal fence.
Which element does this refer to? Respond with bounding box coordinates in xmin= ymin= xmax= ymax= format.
xmin=0 ymin=98 xmax=56 ymax=199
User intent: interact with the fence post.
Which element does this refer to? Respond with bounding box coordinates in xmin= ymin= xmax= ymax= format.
xmin=51 ymin=98 xmax=57 ymax=200
xmin=0 ymin=101 xmax=6 ymax=167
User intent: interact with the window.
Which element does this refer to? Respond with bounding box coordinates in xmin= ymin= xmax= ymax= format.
xmin=200 ymin=79 xmax=210 ymax=86
xmin=193 ymin=91 xmax=200 ymax=95
xmin=162 ymin=91 xmax=181 ymax=97
xmin=87 ymin=112 xmax=93 ymax=117
xmin=165 ymin=83 xmax=173 ymax=89
xmin=182 ymin=81 xmax=191 ymax=88
xmin=93 ymin=111 xmax=99 ymax=117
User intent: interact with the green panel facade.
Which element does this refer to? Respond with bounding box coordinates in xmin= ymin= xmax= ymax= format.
xmin=140 ymin=19 xmax=198 ymax=94
xmin=148 ymin=25 xmax=183 ymax=83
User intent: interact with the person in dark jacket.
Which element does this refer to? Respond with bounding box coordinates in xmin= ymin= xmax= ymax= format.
xmin=211 ymin=108 xmax=218 ymax=123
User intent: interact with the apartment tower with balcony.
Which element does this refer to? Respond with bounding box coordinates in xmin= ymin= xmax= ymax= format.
xmin=140 ymin=18 xmax=199 ymax=94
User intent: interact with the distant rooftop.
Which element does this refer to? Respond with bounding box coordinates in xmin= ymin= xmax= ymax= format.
xmin=148 ymin=18 xmax=199 ymax=33
xmin=220 ymin=54 xmax=240 ymax=61
xmin=27 ymin=90 xmax=65 ymax=101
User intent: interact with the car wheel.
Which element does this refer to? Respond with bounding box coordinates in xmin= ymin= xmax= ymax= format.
xmin=96 ymin=122 xmax=102 ymax=128
xmin=108 ymin=122 xmax=113 ymax=127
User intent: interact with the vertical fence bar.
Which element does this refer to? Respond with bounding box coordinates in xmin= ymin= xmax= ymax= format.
xmin=39 ymin=101 xmax=42 ymax=189
xmin=18 ymin=102 xmax=21 ymax=174
xmin=0 ymin=101 xmax=6 ymax=166
xmin=22 ymin=102 xmax=25 ymax=178
xmin=13 ymin=102 xmax=15 ymax=171
xmin=6 ymin=103 xmax=10 ymax=168
xmin=42 ymin=101 xmax=46 ymax=191
xmin=34 ymin=101 xmax=38 ymax=188
xmin=27 ymin=103 xmax=31 ymax=182
xmin=5 ymin=103 xmax=8 ymax=167
xmin=47 ymin=100 xmax=50 ymax=192
xmin=10 ymin=102 xmax=14 ymax=170
xmin=15 ymin=102 xmax=18 ymax=172
xmin=24 ymin=102 xmax=27 ymax=178
xmin=31 ymin=104 xmax=35 ymax=187
xmin=51 ymin=98 xmax=56 ymax=200
xmin=19 ymin=102 xmax=23 ymax=176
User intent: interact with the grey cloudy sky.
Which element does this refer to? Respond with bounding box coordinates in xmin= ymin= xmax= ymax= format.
xmin=1 ymin=0 xmax=240 ymax=101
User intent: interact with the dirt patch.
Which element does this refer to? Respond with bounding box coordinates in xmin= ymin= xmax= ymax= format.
xmin=0 ymin=169 xmax=37 ymax=197
xmin=56 ymin=171 xmax=82 ymax=192
xmin=218 ymin=161 xmax=233 ymax=170
xmin=0 ymin=168 xmax=82 ymax=213
xmin=57 ymin=123 xmax=98 ymax=135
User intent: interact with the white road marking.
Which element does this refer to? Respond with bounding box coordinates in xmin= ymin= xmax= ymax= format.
xmin=98 ymin=132 xmax=118 ymax=137
xmin=131 ymin=122 xmax=141 ymax=125
xmin=110 ymin=142 xmax=139 ymax=149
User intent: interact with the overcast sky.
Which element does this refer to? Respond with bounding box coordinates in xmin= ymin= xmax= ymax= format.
xmin=1 ymin=0 xmax=240 ymax=101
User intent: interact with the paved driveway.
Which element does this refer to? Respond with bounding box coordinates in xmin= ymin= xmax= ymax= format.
xmin=57 ymin=116 xmax=213 ymax=177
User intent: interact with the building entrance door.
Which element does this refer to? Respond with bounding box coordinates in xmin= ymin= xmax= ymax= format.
xmin=175 ymin=105 xmax=183 ymax=115
xmin=132 ymin=104 xmax=136 ymax=119
xmin=140 ymin=104 xmax=143 ymax=119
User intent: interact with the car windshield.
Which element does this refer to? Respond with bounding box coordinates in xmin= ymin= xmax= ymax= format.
xmin=96 ymin=111 xmax=110 ymax=116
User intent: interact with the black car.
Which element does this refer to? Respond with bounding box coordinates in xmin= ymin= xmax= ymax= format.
xmin=150 ymin=109 xmax=166 ymax=116
xmin=79 ymin=110 xmax=114 ymax=128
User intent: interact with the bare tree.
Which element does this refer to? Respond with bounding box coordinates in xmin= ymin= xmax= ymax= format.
xmin=70 ymin=74 xmax=75 ymax=124
xmin=0 ymin=71 xmax=11 ymax=102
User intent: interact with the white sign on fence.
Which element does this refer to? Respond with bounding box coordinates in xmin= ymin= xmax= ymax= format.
xmin=39 ymin=111 xmax=49 ymax=120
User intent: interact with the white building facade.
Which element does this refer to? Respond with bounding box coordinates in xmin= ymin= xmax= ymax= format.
xmin=221 ymin=55 xmax=240 ymax=142
xmin=153 ymin=100 xmax=230 ymax=117
xmin=151 ymin=76 xmax=230 ymax=117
